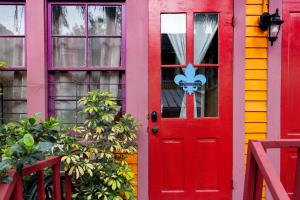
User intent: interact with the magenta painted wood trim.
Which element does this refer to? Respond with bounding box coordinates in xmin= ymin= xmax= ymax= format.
xmin=26 ymin=0 xmax=47 ymax=119
xmin=267 ymin=0 xmax=282 ymax=199
xmin=125 ymin=0 xmax=148 ymax=199
xmin=233 ymin=0 xmax=246 ymax=199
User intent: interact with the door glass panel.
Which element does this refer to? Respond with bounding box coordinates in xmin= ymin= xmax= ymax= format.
xmin=161 ymin=68 xmax=186 ymax=118
xmin=194 ymin=68 xmax=218 ymax=117
xmin=161 ymin=14 xmax=186 ymax=65
xmin=194 ymin=14 xmax=218 ymax=64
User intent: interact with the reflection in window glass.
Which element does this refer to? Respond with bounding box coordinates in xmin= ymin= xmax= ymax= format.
xmin=53 ymin=37 xmax=85 ymax=67
xmin=52 ymin=5 xmax=85 ymax=36
xmin=0 ymin=38 xmax=24 ymax=66
xmin=88 ymin=6 xmax=121 ymax=36
xmin=0 ymin=71 xmax=27 ymax=123
xmin=49 ymin=71 xmax=123 ymax=126
xmin=194 ymin=14 xmax=218 ymax=64
xmin=0 ymin=5 xmax=25 ymax=67
xmin=161 ymin=68 xmax=186 ymax=118
xmin=161 ymin=14 xmax=186 ymax=65
xmin=88 ymin=38 xmax=121 ymax=66
xmin=195 ymin=68 xmax=218 ymax=117
xmin=0 ymin=5 xmax=25 ymax=35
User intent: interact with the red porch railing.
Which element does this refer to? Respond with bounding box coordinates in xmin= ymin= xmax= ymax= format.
xmin=0 ymin=156 xmax=72 ymax=200
xmin=244 ymin=139 xmax=300 ymax=200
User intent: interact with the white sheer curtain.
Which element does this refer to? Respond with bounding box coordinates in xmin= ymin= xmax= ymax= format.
xmin=194 ymin=14 xmax=218 ymax=117
xmin=168 ymin=33 xmax=187 ymax=118
xmin=194 ymin=14 xmax=218 ymax=64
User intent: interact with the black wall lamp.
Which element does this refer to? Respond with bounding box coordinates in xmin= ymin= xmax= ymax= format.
xmin=259 ymin=9 xmax=284 ymax=46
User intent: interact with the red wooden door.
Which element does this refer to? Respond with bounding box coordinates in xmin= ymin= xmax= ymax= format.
xmin=148 ymin=1 xmax=233 ymax=199
xmin=281 ymin=2 xmax=300 ymax=198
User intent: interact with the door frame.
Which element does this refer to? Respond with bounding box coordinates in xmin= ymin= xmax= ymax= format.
xmin=124 ymin=0 xmax=246 ymax=199
xmin=267 ymin=0 xmax=282 ymax=199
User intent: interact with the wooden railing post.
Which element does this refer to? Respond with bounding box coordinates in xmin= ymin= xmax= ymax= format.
xmin=37 ymin=170 xmax=45 ymax=200
xmin=12 ymin=175 xmax=23 ymax=200
xmin=294 ymin=148 xmax=300 ymax=200
xmin=65 ymin=174 xmax=72 ymax=200
xmin=244 ymin=142 xmax=258 ymax=200
xmin=52 ymin=162 xmax=61 ymax=200
xmin=254 ymin=170 xmax=264 ymax=200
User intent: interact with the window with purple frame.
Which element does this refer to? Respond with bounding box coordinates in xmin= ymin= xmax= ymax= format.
xmin=48 ymin=4 xmax=125 ymax=126
xmin=0 ymin=4 xmax=27 ymax=124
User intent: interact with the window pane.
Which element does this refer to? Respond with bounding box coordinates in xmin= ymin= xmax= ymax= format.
xmin=161 ymin=14 xmax=186 ymax=65
xmin=88 ymin=38 xmax=121 ymax=66
xmin=161 ymin=68 xmax=186 ymax=118
xmin=55 ymin=101 xmax=85 ymax=125
xmin=0 ymin=71 xmax=27 ymax=123
xmin=51 ymin=71 xmax=88 ymax=99
xmin=52 ymin=5 xmax=85 ymax=36
xmin=194 ymin=14 xmax=218 ymax=64
xmin=91 ymin=71 xmax=121 ymax=99
xmin=49 ymin=71 xmax=124 ymax=126
xmin=0 ymin=5 xmax=25 ymax=35
xmin=195 ymin=68 xmax=218 ymax=117
xmin=88 ymin=6 xmax=121 ymax=36
xmin=0 ymin=38 xmax=24 ymax=67
xmin=53 ymin=37 xmax=85 ymax=67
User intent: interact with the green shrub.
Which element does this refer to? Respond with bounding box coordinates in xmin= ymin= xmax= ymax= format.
xmin=0 ymin=114 xmax=63 ymax=181
xmin=61 ymin=91 xmax=138 ymax=200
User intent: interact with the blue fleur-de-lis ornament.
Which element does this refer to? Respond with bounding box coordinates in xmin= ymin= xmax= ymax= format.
xmin=174 ymin=63 xmax=207 ymax=95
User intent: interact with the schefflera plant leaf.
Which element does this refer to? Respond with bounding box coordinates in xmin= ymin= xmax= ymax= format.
xmin=61 ymin=91 xmax=138 ymax=200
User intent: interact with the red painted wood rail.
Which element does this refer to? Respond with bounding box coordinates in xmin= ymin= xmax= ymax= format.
xmin=244 ymin=139 xmax=300 ymax=200
xmin=0 ymin=156 xmax=72 ymax=200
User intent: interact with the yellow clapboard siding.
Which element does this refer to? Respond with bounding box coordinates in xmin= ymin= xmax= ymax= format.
xmin=245 ymin=59 xmax=267 ymax=69
xmin=245 ymin=80 xmax=267 ymax=90
xmin=246 ymin=37 xmax=268 ymax=48
xmin=246 ymin=0 xmax=263 ymax=4
xmin=246 ymin=27 xmax=267 ymax=37
xmin=246 ymin=5 xmax=264 ymax=15
xmin=246 ymin=16 xmax=260 ymax=26
xmin=246 ymin=48 xmax=267 ymax=58
xmin=246 ymin=69 xmax=267 ymax=79
xmin=245 ymin=101 xmax=267 ymax=111
xmin=245 ymin=133 xmax=267 ymax=143
xmin=245 ymin=123 xmax=267 ymax=133
xmin=245 ymin=112 xmax=267 ymax=122
xmin=245 ymin=91 xmax=267 ymax=100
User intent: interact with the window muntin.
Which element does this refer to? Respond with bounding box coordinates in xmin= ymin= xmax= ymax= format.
xmin=0 ymin=5 xmax=25 ymax=67
xmin=49 ymin=71 xmax=124 ymax=126
xmin=49 ymin=3 xmax=125 ymax=126
xmin=50 ymin=4 xmax=122 ymax=68
xmin=0 ymin=4 xmax=27 ymax=124
xmin=194 ymin=13 xmax=219 ymax=118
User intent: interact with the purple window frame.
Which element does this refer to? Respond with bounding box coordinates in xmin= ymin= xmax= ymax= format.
xmin=47 ymin=2 xmax=126 ymax=121
xmin=0 ymin=2 xmax=27 ymax=123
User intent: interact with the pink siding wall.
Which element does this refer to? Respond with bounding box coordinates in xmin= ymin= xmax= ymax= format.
xmin=126 ymin=0 xmax=149 ymax=199
xmin=26 ymin=0 xmax=47 ymax=119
